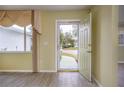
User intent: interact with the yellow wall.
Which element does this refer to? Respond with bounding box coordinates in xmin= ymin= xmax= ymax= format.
xmin=39 ymin=10 xmax=89 ymax=71
xmin=0 ymin=53 xmax=32 ymax=71
xmin=92 ymin=5 xmax=118 ymax=86
xmin=0 ymin=10 xmax=88 ymax=71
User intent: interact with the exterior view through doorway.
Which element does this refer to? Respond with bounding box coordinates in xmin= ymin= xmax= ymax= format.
xmin=56 ymin=20 xmax=80 ymax=71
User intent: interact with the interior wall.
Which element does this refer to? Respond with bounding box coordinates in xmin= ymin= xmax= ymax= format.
xmin=0 ymin=10 xmax=88 ymax=71
xmin=39 ymin=10 xmax=89 ymax=71
xmin=92 ymin=5 xmax=118 ymax=86
xmin=0 ymin=53 xmax=32 ymax=71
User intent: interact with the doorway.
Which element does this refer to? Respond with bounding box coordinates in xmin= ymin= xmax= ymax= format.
xmin=118 ymin=5 xmax=124 ymax=87
xmin=56 ymin=20 xmax=80 ymax=71
xmin=55 ymin=13 xmax=92 ymax=81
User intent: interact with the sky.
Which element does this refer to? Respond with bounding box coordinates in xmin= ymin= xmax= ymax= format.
xmin=12 ymin=24 xmax=32 ymax=33
xmin=60 ymin=25 xmax=73 ymax=34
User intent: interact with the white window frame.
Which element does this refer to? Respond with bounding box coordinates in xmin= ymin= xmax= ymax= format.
xmin=0 ymin=25 xmax=32 ymax=53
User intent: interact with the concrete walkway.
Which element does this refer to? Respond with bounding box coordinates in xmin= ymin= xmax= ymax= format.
xmin=60 ymin=56 xmax=78 ymax=70
xmin=62 ymin=50 xmax=78 ymax=55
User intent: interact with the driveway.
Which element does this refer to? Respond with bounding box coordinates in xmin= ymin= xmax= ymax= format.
xmin=60 ymin=56 xmax=78 ymax=70
xmin=62 ymin=50 xmax=78 ymax=55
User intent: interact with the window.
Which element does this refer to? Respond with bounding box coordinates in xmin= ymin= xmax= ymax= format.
xmin=26 ymin=25 xmax=32 ymax=51
xmin=0 ymin=24 xmax=32 ymax=52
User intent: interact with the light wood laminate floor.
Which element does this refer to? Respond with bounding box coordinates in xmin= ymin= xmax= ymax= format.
xmin=0 ymin=72 xmax=97 ymax=87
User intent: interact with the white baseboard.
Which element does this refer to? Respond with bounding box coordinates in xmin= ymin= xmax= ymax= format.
xmin=0 ymin=70 xmax=32 ymax=72
xmin=118 ymin=61 xmax=124 ymax=63
xmin=92 ymin=76 xmax=103 ymax=87
xmin=40 ymin=70 xmax=57 ymax=72
xmin=0 ymin=70 xmax=57 ymax=73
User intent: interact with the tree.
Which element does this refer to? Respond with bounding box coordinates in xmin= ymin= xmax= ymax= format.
xmin=72 ymin=25 xmax=78 ymax=37
xmin=60 ymin=32 xmax=64 ymax=46
xmin=61 ymin=32 xmax=75 ymax=48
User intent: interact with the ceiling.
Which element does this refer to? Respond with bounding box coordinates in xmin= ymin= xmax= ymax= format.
xmin=0 ymin=5 xmax=92 ymax=11
xmin=1 ymin=5 xmax=124 ymax=26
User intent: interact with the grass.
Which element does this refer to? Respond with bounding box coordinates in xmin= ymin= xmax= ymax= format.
xmin=63 ymin=47 xmax=78 ymax=50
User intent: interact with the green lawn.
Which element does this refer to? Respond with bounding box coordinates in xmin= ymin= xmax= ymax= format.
xmin=63 ymin=47 xmax=78 ymax=50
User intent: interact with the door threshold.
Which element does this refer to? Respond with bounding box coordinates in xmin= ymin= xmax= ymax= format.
xmin=58 ymin=69 xmax=79 ymax=72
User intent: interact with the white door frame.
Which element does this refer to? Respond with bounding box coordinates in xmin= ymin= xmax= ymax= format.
xmin=55 ymin=19 xmax=80 ymax=71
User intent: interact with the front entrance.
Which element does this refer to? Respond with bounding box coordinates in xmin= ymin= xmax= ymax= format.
xmin=56 ymin=13 xmax=92 ymax=81
xmin=56 ymin=20 xmax=80 ymax=71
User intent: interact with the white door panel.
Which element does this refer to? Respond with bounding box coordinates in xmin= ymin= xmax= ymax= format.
xmin=79 ymin=13 xmax=92 ymax=81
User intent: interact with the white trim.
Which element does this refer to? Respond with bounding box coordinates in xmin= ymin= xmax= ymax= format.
xmin=0 ymin=70 xmax=57 ymax=73
xmin=55 ymin=20 xmax=58 ymax=72
xmin=118 ymin=61 xmax=124 ymax=63
xmin=0 ymin=51 xmax=32 ymax=54
xmin=55 ymin=19 xmax=80 ymax=72
xmin=0 ymin=70 xmax=32 ymax=72
xmin=92 ymin=76 xmax=103 ymax=87
xmin=40 ymin=70 xmax=57 ymax=72
xmin=89 ymin=12 xmax=92 ymax=81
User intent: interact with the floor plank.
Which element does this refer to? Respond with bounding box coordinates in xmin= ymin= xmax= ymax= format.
xmin=0 ymin=72 xmax=97 ymax=87
xmin=118 ymin=63 xmax=124 ymax=87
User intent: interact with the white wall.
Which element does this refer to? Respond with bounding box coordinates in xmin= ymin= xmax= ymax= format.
xmin=0 ymin=28 xmax=32 ymax=51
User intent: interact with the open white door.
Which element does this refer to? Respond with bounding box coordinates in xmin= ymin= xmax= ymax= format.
xmin=79 ymin=13 xmax=92 ymax=81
